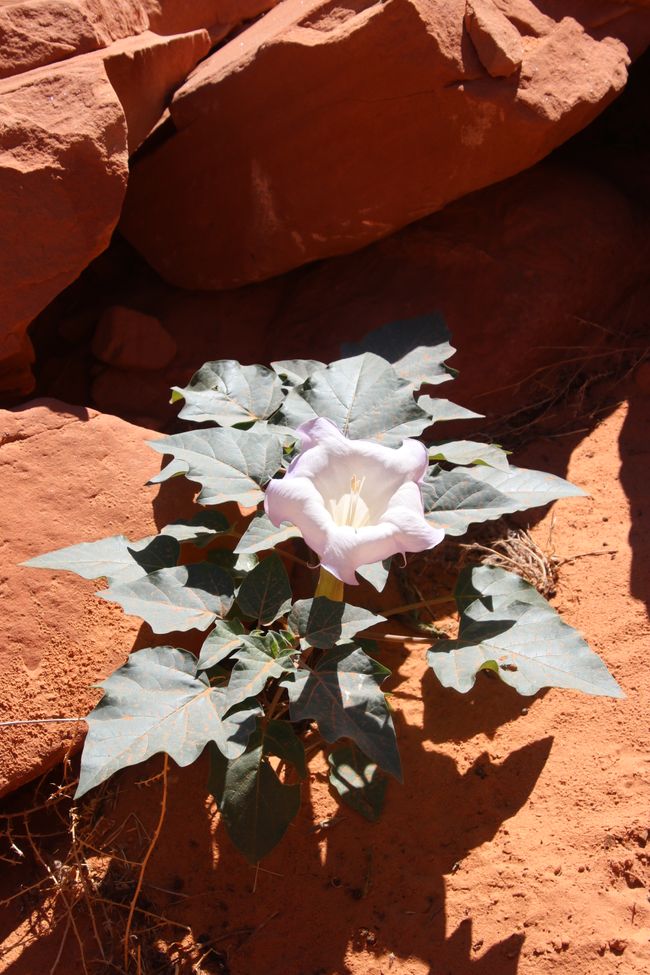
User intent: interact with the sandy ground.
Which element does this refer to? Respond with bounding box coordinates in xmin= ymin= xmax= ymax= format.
xmin=1 ymin=386 xmax=648 ymax=975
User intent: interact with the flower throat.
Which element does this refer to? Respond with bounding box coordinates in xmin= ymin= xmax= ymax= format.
xmin=329 ymin=474 xmax=370 ymax=529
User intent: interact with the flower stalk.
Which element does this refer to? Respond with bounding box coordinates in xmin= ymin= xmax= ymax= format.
xmin=315 ymin=568 xmax=344 ymax=602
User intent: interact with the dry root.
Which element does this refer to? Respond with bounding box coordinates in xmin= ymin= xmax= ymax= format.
xmin=459 ymin=523 xmax=558 ymax=598
xmin=0 ymin=754 xmax=223 ymax=974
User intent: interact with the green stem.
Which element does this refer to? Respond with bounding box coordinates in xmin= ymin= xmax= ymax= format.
xmin=315 ymin=568 xmax=344 ymax=601
xmin=382 ymin=595 xmax=455 ymax=617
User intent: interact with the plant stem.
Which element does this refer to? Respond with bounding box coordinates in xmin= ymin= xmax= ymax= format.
xmin=363 ymin=632 xmax=434 ymax=643
xmin=266 ymin=684 xmax=286 ymax=722
xmin=382 ymin=595 xmax=455 ymax=617
xmin=315 ymin=568 xmax=344 ymax=601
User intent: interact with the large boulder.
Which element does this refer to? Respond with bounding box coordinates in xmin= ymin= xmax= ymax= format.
xmin=0 ymin=400 xmax=196 ymax=798
xmin=119 ymin=0 xmax=649 ymax=289
xmin=0 ymin=0 xmax=277 ymax=78
xmin=0 ymin=58 xmax=129 ymax=398
xmin=0 ymin=0 xmax=280 ymax=396
xmin=0 ymin=29 xmax=211 ymax=397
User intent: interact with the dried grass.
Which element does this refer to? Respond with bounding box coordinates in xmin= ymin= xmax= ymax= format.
xmin=0 ymin=754 xmax=221 ymax=975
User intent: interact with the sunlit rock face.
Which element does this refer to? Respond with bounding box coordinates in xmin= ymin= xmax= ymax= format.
xmin=119 ymin=0 xmax=649 ymax=289
xmin=0 ymin=0 xmax=278 ymax=395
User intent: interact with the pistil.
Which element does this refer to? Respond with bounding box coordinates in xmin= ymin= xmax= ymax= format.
xmin=329 ymin=474 xmax=370 ymax=529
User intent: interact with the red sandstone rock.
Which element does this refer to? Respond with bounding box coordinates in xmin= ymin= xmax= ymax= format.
xmin=0 ymin=29 xmax=209 ymax=396
xmin=101 ymin=29 xmax=211 ymax=153
xmin=465 ymin=0 xmax=523 ymax=77
xmin=0 ymin=60 xmax=129 ymax=397
xmin=0 ymin=400 xmax=197 ymax=798
xmin=0 ymin=0 xmax=148 ymax=79
xmin=147 ymin=0 xmax=279 ymax=37
xmin=0 ymin=0 xmax=278 ymax=79
xmin=92 ymin=305 xmax=178 ymax=370
xmin=119 ymin=0 xmax=645 ymax=290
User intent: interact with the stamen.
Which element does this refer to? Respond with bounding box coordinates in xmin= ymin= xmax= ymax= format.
xmin=327 ymin=473 xmax=370 ymax=529
xmin=347 ymin=474 xmax=366 ymax=527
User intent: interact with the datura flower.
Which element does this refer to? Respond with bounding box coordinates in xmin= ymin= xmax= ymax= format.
xmin=264 ymin=417 xmax=444 ymax=585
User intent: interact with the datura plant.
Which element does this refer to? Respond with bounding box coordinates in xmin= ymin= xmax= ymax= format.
xmin=26 ymin=315 xmax=623 ymax=863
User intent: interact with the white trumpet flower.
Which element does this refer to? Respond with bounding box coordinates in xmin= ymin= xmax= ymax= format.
xmin=264 ymin=418 xmax=444 ymax=585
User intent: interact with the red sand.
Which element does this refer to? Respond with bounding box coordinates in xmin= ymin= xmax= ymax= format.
xmin=2 ymin=390 xmax=649 ymax=974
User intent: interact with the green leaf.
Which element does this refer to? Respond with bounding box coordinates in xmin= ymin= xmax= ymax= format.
xmin=208 ymin=721 xmax=302 ymax=862
xmin=427 ymin=566 xmax=624 ymax=698
xmin=225 ymin=633 xmax=297 ymax=707
xmin=147 ymin=428 xmax=283 ymax=507
xmin=24 ymin=535 xmax=148 ymax=585
xmin=237 ymin=554 xmax=292 ymax=624
xmin=271 ymin=359 xmax=326 ymax=386
xmin=234 ymin=512 xmax=301 ymax=555
xmin=418 ymin=396 xmax=483 ymax=424
xmin=206 ymin=549 xmax=258 ymax=580
xmin=161 ymin=512 xmax=230 ymax=545
xmin=328 ymin=743 xmax=388 ymax=821
xmin=464 ymin=464 xmax=587 ymax=510
xmin=271 ymin=386 xmax=319 ymax=430
xmin=148 ymin=457 xmax=188 ymax=484
xmin=341 ymin=313 xmax=454 ymax=389
xmin=276 ymin=352 xmax=432 ymax=447
xmin=264 ymin=719 xmax=307 ymax=779
xmin=98 ymin=563 xmax=234 ymax=633
xmin=128 ymin=535 xmax=180 ymax=573
xmin=288 ymin=597 xmax=385 ymax=649
xmin=76 ymin=647 xmax=261 ymax=797
xmin=171 ymin=360 xmax=285 ymax=426
xmin=356 ymin=559 xmax=391 ymax=592
xmin=429 ymin=440 xmax=510 ymax=471
xmin=422 ymin=463 xmax=585 ymax=536
xmin=197 ymin=619 xmax=248 ymax=670
xmin=285 ymin=645 xmax=401 ymax=779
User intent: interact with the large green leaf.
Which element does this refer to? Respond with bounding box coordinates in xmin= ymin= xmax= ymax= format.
xmin=148 ymin=458 xmax=188 ymax=485
xmin=208 ymin=721 xmax=303 ymax=862
xmin=464 ymin=464 xmax=587 ymax=510
xmin=427 ymin=566 xmax=624 ymax=698
xmin=148 ymin=428 xmax=283 ymax=507
xmin=161 ymin=512 xmax=230 ymax=545
xmin=271 ymin=359 xmax=326 ymax=386
xmin=171 ymin=360 xmax=285 ymax=426
xmin=275 ymin=352 xmax=432 ymax=446
xmin=429 ymin=440 xmax=510 ymax=472
xmin=98 ymin=563 xmax=234 ymax=633
xmin=234 ymin=512 xmax=301 ymax=555
xmin=340 ymin=313 xmax=454 ymax=389
xmin=197 ymin=619 xmax=248 ymax=670
xmin=328 ymin=743 xmax=388 ymax=822
xmin=356 ymin=559 xmax=391 ymax=592
xmin=422 ymin=464 xmax=585 ymax=536
xmin=225 ymin=633 xmax=297 ymax=708
xmin=285 ymin=645 xmax=401 ymax=779
xmin=288 ymin=597 xmax=385 ymax=649
xmin=236 ymin=553 xmax=292 ymax=624
xmin=24 ymin=535 xmax=149 ymax=585
xmin=76 ymin=647 xmax=261 ymax=797
xmin=205 ymin=549 xmax=257 ymax=580
xmin=418 ymin=396 xmax=483 ymax=425
xmin=128 ymin=535 xmax=180 ymax=573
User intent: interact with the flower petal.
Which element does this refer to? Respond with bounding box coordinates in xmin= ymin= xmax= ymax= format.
xmin=380 ymin=482 xmax=445 ymax=551
xmin=320 ymin=523 xmax=402 ymax=586
xmin=264 ymin=418 xmax=444 ymax=585
xmin=290 ymin=420 xmax=429 ymax=518
xmin=264 ymin=475 xmax=332 ymax=560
